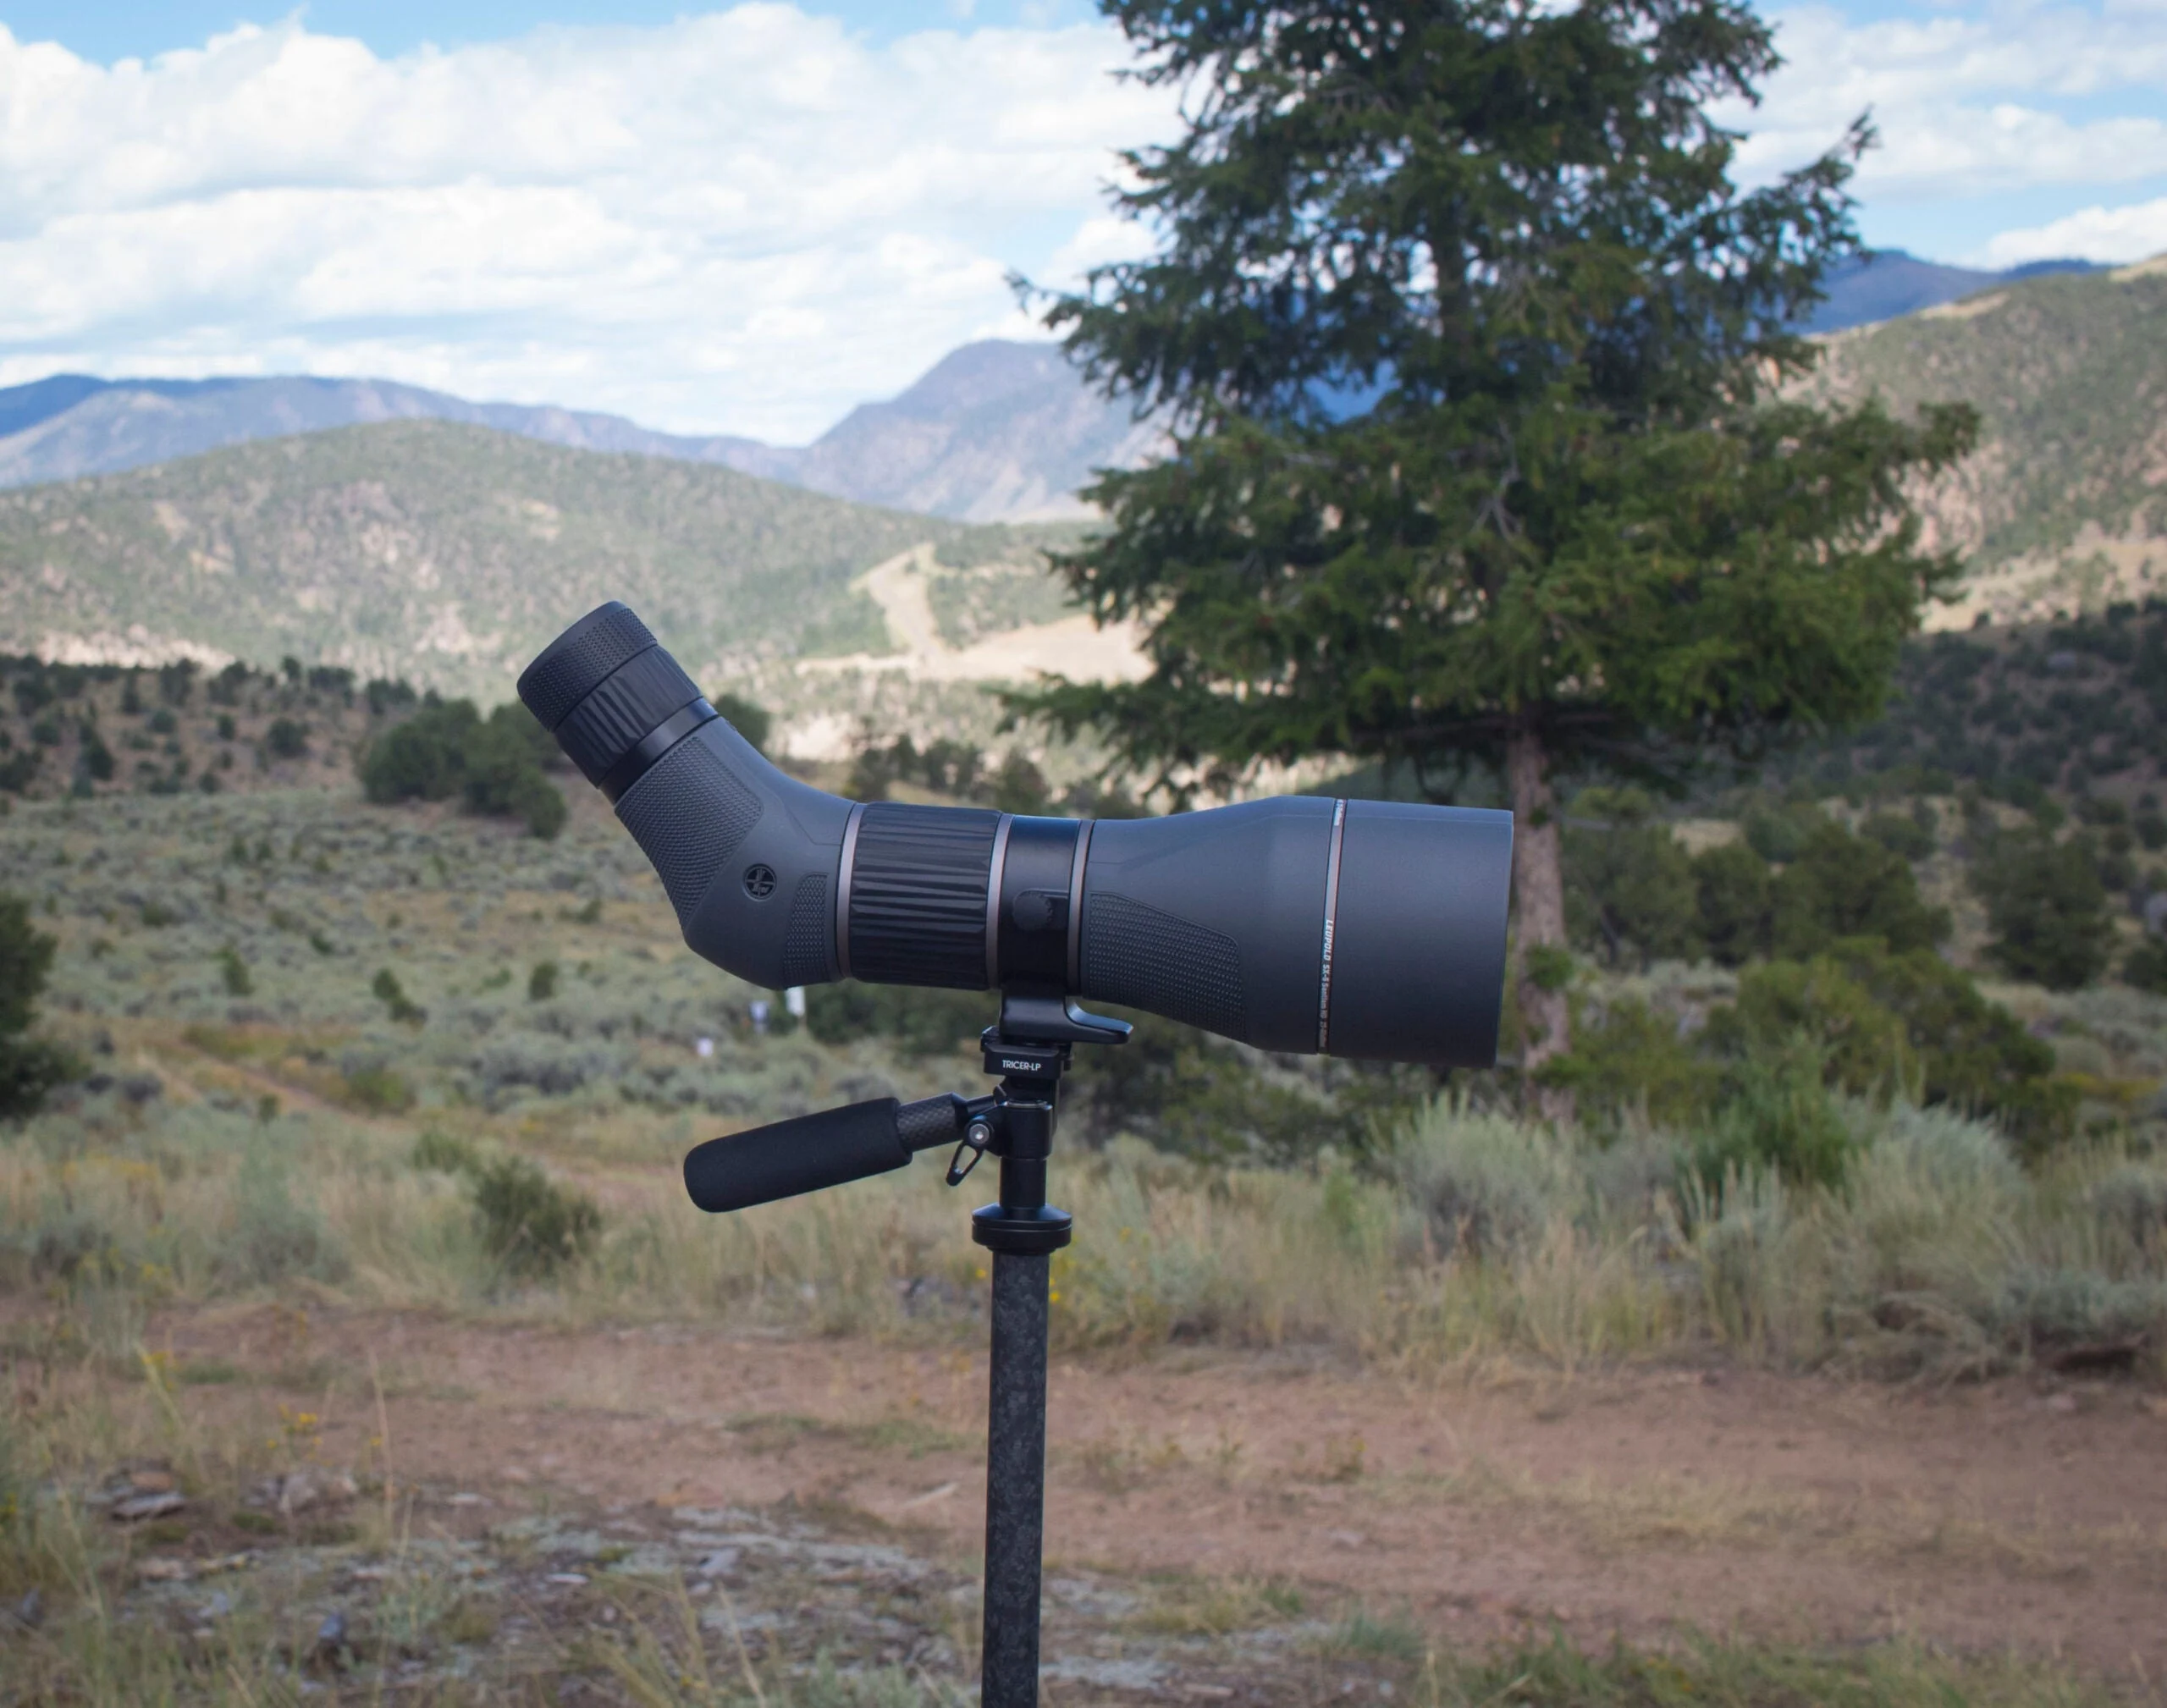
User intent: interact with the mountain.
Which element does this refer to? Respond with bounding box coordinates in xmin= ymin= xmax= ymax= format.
xmin=0 ymin=373 xmax=792 ymax=495
xmin=1801 ymin=251 xmax=2102 ymax=334
xmin=782 ymin=342 xmax=1161 ymax=523
xmin=0 ymin=343 xmax=1153 ymax=524
xmin=1792 ymin=254 xmax=2167 ymax=625
xmin=0 ymin=420 xmax=1055 ymax=708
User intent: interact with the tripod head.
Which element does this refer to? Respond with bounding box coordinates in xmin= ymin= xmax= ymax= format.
xmin=681 ymin=988 xmax=1128 ymax=1240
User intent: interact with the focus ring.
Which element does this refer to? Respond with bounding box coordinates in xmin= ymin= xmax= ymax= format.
xmin=556 ymin=646 xmax=703 ymax=785
xmin=848 ymin=802 xmax=997 ymax=989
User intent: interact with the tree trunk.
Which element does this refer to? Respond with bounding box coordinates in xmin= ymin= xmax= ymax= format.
xmin=1505 ymin=725 xmax=1573 ymax=1122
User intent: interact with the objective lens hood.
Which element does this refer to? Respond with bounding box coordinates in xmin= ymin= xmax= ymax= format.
xmin=519 ymin=603 xmax=1512 ymax=1067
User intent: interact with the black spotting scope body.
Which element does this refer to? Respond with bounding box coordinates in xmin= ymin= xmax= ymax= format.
xmin=518 ymin=603 xmax=1512 ymax=1067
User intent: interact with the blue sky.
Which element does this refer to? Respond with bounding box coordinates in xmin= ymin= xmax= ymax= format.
xmin=0 ymin=0 xmax=2162 ymax=439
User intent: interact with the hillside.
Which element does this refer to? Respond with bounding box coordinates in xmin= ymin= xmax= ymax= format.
xmin=0 ymin=420 xmax=1093 ymax=709
xmin=1798 ymin=257 xmax=2167 ymax=623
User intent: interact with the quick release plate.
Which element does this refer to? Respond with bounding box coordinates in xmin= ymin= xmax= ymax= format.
xmin=980 ymin=1034 xmax=1066 ymax=1081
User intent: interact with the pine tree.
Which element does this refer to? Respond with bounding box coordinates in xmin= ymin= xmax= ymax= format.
xmin=1020 ymin=0 xmax=1976 ymax=1094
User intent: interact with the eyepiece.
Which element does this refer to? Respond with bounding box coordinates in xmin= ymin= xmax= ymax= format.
xmin=516 ymin=601 xmax=714 ymax=801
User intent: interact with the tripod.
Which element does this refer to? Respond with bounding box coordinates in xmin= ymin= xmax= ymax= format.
xmin=681 ymin=989 xmax=1128 ymax=1708
xmin=946 ymin=992 xmax=1128 ymax=1706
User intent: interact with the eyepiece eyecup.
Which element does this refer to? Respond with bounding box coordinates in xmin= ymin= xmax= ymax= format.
xmin=517 ymin=602 xmax=656 ymax=731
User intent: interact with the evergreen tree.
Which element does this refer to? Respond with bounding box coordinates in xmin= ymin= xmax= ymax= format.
xmin=1020 ymin=0 xmax=1976 ymax=1092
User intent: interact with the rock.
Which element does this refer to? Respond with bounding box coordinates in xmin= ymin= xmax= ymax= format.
xmin=129 ymin=1468 xmax=177 ymax=1493
xmin=135 ymin=1557 xmax=190 ymax=1582
xmin=313 ymin=1610 xmax=348 ymax=1661
xmin=695 ymin=1549 xmax=742 ymax=1579
xmin=201 ymin=1591 xmax=232 ymax=1620
xmin=268 ymin=1468 xmax=359 ymax=1516
xmin=111 ymin=1490 xmax=186 ymax=1523
xmin=14 ymin=1589 xmax=41 ymax=1628
xmin=545 ymin=1572 xmax=589 ymax=1586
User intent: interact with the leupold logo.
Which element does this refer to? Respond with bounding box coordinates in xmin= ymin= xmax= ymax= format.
xmin=742 ymin=864 xmax=777 ymax=900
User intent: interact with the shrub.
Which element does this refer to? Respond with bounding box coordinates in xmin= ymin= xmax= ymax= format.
xmin=527 ymin=961 xmax=560 ymax=1002
xmin=1392 ymin=1104 xmax=1580 ymax=1256
xmin=1563 ymin=791 xmax=1699 ymax=969
xmin=341 ymin=1065 xmax=414 ymax=1114
xmin=990 ymin=749 xmax=1050 ymax=813
xmin=218 ymin=945 xmax=252 ymax=995
xmin=470 ymin=1155 xmax=601 ymax=1278
xmin=1971 ymin=829 xmax=2115 ymax=990
xmin=371 ymin=969 xmax=426 ymax=1026
xmin=362 ymin=700 xmax=565 ymax=838
xmin=1707 ymin=939 xmax=2074 ymax=1158
xmin=1769 ymin=821 xmax=1949 ymax=958
xmin=1742 ymin=800 xmax=1820 ymax=862
xmin=1690 ymin=1043 xmax=1858 ymax=1192
xmin=1691 ymin=841 xmax=1771 ymax=967
xmin=1536 ymin=996 xmax=1715 ymax=1130
xmin=0 ymin=895 xmax=74 ymax=1120
xmin=1063 ymin=1014 xmax=1364 ymax=1163
xmin=2122 ymin=934 xmax=2167 ymax=994
xmin=220 ymin=1149 xmax=348 ymax=1287
xmin=711 ymin=691 xmax=771 ymax=753
xmin=804 ymin=980 xmax=988 ymax=1056
xmin=265 ymin=718 xmax=309 ymax=759
xmin=1861 ymin=812 xmax=1934 ymax=861
xmin=412 ymin=1131 xmax=480 ymax=1176
xmin=362 ymin=700 xmax=479 ymax=802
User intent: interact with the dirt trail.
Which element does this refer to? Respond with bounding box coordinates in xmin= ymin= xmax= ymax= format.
xmin=153 ymin=1309 xmax=2167 ymax=1683
xmin=800 ymin=543 xmax=1149 ymax=686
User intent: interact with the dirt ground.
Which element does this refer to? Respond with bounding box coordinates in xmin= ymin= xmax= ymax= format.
xmin=133 ymin=1305 xmax=2167 ymax=1688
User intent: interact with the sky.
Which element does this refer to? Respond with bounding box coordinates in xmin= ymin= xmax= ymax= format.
xmin=0 ymin=0 xmax=2162 ymax=443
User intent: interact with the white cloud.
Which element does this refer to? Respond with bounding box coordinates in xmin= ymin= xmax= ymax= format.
xmin=1 ymin=0 xmax=2160 ymax=432
xmin=0 ymin=7 xmax=1178 ymax=440
xmin=1977 ymin=192 xmax=2167 ymax=263
xmin=1728 ymin=1 xmax=2167 ymax=229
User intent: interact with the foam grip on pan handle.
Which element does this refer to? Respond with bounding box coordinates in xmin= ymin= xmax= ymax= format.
xmin=682 ymin=1094 xmax=968 ymax=1212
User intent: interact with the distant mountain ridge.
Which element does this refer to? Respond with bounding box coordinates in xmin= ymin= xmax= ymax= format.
xmin=1802 ymin=250 xmax=2101 ymax=333
xmin=0 ymin=247 xmax=2098 ymax=521
xmin=0 ymin=344 xmax=1156 ymax=525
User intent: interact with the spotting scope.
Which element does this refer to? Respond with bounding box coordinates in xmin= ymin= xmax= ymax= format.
xmin=517 ymin=600 xmax=1512 ymax=1066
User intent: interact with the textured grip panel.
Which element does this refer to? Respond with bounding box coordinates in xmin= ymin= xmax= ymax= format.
xmin=849 ymin=802 xmax=996 ymax=989
xmin=554 ymin=646 xmax=703 ymax=785
xmin=1083 ymin=893 xmax=1246 ymax=1039
xmin=518 ymin=603 xmax=656 ymax=731
xmin=616 ymin=736 xmax=764 ymax=928
xmin=780 ymin=873 xmax=833 ymax=986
